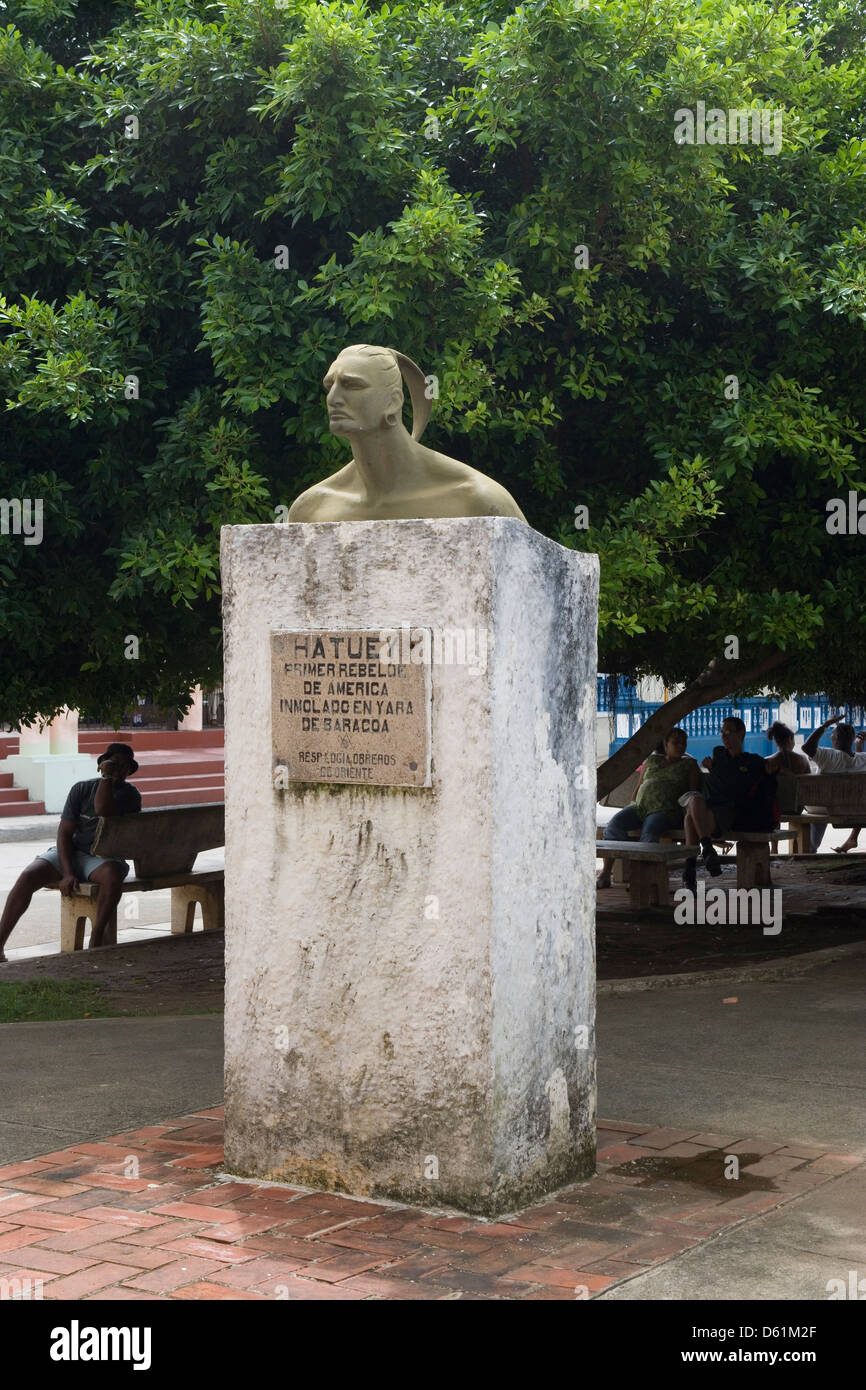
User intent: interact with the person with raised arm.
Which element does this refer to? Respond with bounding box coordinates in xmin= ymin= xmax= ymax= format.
xmin=801 ymin=714 xmax=866 ymax=852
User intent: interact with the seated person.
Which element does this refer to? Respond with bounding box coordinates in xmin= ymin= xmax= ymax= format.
xmin=765 ymin=719 xmax=811 ymax=836
xmin=802 ymin=714 xmax=866 ymax=852
xmin=0 ymin=743 xmax=141 ymax=961
xmin=682 ymin=716 xmax=777 ymax=890
xmin=837 ymin=731 xmax=866 ymax=853
xmin=802 ymin=713 xmax=866 ymax=773
xmin=598 ymin=728 xmax=700 ymax=889
xmin=764 ymin=720 xmax=811 ymax=777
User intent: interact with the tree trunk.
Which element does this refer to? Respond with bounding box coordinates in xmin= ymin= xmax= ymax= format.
xmin=595 ymin=651 xmax=790 ymax=801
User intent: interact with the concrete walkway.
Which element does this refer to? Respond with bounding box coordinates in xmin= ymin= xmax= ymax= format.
xmin=596 ymin=953 xmax=866 ymax=1300
xmin=0 ymin=1016 xmax=223 ymax=1164
xmin=0 ymin=902 xmax=862 ymax=1298
xmin=598 ymin=956 xmax=866 ymax=1152
xmin=599 ymin=1162 xmax=866 ymax=1300
xmin=0 ymin=814 xmax=60 ymax=844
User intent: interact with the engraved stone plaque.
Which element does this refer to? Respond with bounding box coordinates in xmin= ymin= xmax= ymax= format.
xmin=271 ymin=629 xmax=432 ymax=787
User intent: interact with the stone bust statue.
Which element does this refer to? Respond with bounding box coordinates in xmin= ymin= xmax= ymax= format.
xmin=287 ymin=344 xmax=527 ymax=522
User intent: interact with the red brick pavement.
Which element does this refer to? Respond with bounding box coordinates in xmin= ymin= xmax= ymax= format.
xmin=0 ymin=1112 xmax=860 ymax=1301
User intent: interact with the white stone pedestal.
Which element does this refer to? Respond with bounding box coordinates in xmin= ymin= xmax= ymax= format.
xmin=2 ymin=710 xmax=97 ymax=811
xmin=2 ymin=754 xmax=98 ymax=813
xmin=221 ymin=517 xmax=599 ymax=1215
xmin=49 ymin=708 xmax=80 ymax=757
xmin=179 ymin=687 xmax=204 ymax=731
xmin=18 ymin=722 xmax=51 ymax=756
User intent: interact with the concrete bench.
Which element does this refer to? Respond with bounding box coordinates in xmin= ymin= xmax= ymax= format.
xmin=787 ymin=813 xmax=866 ymax=855
xmin=597 ymin=827 xmax=799 ymax=890
xmin=45 ymin=804 xmax=224 ymax=952
xmin=787 ymin=775 xmax=866 ymax=854
xmin=721 ymin=829 xmax=799 ymax=887
xmin=596 ymin=841 xmax=698 ymax=908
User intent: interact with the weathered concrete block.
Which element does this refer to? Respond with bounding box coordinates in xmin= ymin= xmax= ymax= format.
xmin=221 ymin=517 xmax=598 ymax=1215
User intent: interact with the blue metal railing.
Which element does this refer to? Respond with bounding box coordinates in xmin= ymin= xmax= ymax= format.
xmin=604 ymin=706 xmax=779 ymax=760
xmin=596 ymin=674 xmax=637 ymax=714
xmin=793 ymin=697 xmax=866 ymax=747
xmin=598 ymin=680 xmax=866 ymax=759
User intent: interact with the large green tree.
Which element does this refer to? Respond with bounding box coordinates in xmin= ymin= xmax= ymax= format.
xmin=0 ymin=0 xmax=864 ymax=783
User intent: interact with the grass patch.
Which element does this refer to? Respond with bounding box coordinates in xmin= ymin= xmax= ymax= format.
xmin=0 ymin=979 xmax=110 ymax=1023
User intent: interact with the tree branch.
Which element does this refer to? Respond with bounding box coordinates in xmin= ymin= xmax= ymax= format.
xmin=595 ymin=649 xmax=790 ymax=801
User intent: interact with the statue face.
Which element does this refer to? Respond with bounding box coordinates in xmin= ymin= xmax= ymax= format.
xmin=323 ymin=351 xmax=400 ymax=436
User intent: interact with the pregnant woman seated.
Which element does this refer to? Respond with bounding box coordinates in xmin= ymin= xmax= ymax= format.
xmin=597 ymin=727 xmax=700 ymax=890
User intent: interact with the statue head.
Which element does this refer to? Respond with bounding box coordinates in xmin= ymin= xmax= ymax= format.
xmin=323 ymin=345 xmax=431 ymax=441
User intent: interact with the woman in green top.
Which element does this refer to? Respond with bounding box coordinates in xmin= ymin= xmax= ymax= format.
xmin=598 ymin=728 xmax=701 ymax=889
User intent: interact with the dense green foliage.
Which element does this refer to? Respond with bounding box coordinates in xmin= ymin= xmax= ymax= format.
xmin=0 ymin=0 xmax=864 ymax=725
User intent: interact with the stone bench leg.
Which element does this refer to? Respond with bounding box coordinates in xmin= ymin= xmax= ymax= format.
xmin=736 ymin=842 xmax=771 ymax=890
xmin=59 ymin=891 xmax=118 ymax=953
xmin=171 ymin=881 xmax=225 ymax=935
xmin=628 ymin=861 xmax=669 ymax=909
xmin=612 ymin=858 xmax=629 ymax=885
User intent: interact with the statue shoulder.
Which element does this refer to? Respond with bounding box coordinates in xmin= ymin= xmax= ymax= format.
xmin=287 ymin=488 xmax=326 ymax=522
xmin=464 ymin=468 xmax=527 ymax=522
xmin=425 ymin=449 xmax=526 ymax=522
xmin=288 ymin=466 xmax=354 ymax=522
